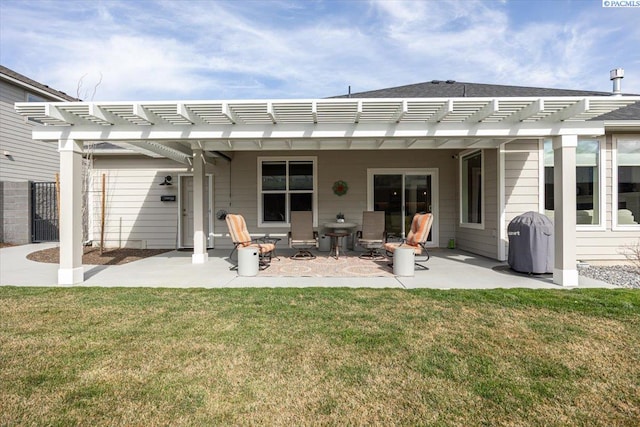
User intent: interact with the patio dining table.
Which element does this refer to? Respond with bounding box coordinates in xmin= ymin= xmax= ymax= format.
xmin=323 ymin=222 xmax=357 ymax=259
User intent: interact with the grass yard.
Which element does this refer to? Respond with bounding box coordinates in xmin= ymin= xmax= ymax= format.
xmin=1 ymin=287 xmax=639 ymax=426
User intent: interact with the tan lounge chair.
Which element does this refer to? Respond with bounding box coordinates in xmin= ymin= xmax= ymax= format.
xmin=225 ymin=213 xmax=279 ymax=269
xmin=384 ymin=213 xmax=433 ymax=269
xmin=288 ymin=211 xmax=318 ymax=259
xmin=357 ymin=211 xmax=386 ymax=260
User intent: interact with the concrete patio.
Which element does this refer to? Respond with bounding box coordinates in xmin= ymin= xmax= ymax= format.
xmin=0 ymin=243 xmax=616 ymax=289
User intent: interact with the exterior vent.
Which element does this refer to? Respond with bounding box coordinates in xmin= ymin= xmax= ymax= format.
xmin=610 ymin=68 xmax=624 ymax=96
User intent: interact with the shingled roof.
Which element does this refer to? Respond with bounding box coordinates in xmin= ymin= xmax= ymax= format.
xmin=0 ymin=65 xmax=79 ymax=102
xmin=333 ymin=80 xmax=640 ymax=121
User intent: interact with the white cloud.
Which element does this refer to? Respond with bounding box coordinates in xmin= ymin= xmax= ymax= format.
xmin=1 ymin=0 xmax=638 ymax=99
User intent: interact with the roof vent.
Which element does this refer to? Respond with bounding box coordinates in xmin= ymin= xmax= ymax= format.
xmin=431 ymin=80 xmax=440 ymax=84
xmin=610 ymin=68 xmax=624 ymax=96
xmin=446 ymin=80 xmax=456 ymax=84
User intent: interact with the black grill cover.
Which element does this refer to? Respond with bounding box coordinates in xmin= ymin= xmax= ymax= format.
xmin=507 ymin=211 xmax=554 ymax=274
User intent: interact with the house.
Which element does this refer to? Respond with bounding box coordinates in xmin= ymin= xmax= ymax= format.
xmin=14 ymin=73 xmax=640 ymax=286
xmin=0 ymin=65 xmax=77 ymax=244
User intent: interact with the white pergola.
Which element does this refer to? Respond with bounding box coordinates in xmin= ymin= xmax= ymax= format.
xmin=16 ymin=96 xmax=640 ymax=286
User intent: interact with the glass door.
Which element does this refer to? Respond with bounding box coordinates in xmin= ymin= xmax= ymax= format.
xmin=369 ymin=169 xmax=437 ymax=245
xmin=373 ymin=174 xmax=403 ymax=236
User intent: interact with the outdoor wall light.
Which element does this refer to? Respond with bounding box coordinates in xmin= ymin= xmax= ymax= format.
xmin=159 ymin=175 xmax=172 ymax=186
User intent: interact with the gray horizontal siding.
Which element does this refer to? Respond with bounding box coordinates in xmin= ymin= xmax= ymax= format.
xmin=0 ymin=79 xmax=60 ymax=182
xmin=456 ymin=149 xmax=498 ymax=259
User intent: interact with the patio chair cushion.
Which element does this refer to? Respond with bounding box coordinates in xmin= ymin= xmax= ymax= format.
xmin=247 ymin=242 xmax=276 ymax=254
xmin=226 ymin=214 xmax=253 ymax=247
xmin=383 ymin=213 xmax=433 ymax=255
xmin=406 ymin=213 xmax=432 ymax=246
xmin=383 ymin=242 xmax=424 ymax=254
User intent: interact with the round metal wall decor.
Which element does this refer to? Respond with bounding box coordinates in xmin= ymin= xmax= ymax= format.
xmin=216 ymin=209 xmax=228 ymax=220
xmin=332 ymin=180 xmax=348 ymax=196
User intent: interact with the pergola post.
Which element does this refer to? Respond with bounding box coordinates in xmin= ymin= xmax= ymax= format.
xmin=191 ymin=148 xmax=208 ymax=264
xmin=552 ymin=135 xmax=578 ymax=287
xmin=58 ymin=139 xmax=84 ymax=285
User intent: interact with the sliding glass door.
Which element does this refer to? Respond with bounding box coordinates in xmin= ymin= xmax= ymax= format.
xmin=368 ymin=169 xmax=438 ymax=246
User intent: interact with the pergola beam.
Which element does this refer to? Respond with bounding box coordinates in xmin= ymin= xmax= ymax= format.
xmin=466 ymin=99 xmax=499 ymax=123
xmin=177 ymin=103 xmax=201 ymax=125
xmin=543 ymin=99 xmax=589 ymax=122
xmin=429 ymin=99 xmax=454 ymax=123
xmin=505 ymin=99 xmax=544 ymax=122
xmin=87 ymin=104 xmax=118 ymax=125
xmin=29 ymin=120 xmax=607 ymax=143
xmin=132 ymin=104 xmax=158 ymax=124
xmin=126 ymin=141 xmax=192 ymax=164
xmin=221 ymin=102 xmax=237 ymax=124
xmin=44 ymin=104 xmax=85 ymax=125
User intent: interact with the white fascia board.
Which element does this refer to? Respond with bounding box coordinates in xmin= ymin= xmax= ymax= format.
xmin=1 ymin=74 xmax=74 ymax=101
xmin=603 ymin=121 xmax=640 ymax=129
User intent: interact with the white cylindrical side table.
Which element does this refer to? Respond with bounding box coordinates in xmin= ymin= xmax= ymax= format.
xmin=393 ymin=247 xmax=415 ymax=277
xmin=238 ymin=246 xmax=259 ymax=276
xmin=318 ymin=235 xmax=331 ymax=252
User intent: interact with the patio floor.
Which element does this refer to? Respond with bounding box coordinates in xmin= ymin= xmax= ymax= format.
xmin=0 ymin=243 xmax=616 ymax=289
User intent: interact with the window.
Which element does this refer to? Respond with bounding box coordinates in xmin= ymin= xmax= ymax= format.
xmin=258 ymin=157 xmax=316 ymax=226
xmin=544 ymin=139 xmax=602 ymax=226
xmin=614 ymin=137 xmax=640 ymax=228
xmin=460 ymin=151 xmax=483 ymax=226
xmin=26 ymin=93 xmax=47 ymax=124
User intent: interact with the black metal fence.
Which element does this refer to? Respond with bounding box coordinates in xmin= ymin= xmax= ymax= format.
xmin=31 ymin=182 xmax=59 ymax=242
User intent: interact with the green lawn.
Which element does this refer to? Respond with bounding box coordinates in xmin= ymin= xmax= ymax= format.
xmin=1 ymin=287 xmax=639 ymax=426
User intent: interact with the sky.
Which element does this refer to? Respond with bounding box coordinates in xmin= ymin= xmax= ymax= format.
xmin=1 ymin=0 xmax=639 ymax=101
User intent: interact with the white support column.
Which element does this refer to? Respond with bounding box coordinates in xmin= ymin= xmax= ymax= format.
xmin=497 ymin=144 xmax=507 ymax=261
xmin=192 ymin=148 xmax=208 ymax=264
xmin=552 ymin=135 xmax=578 ymax=287
xmin=58 ymin=139 xmax=84 ymax=285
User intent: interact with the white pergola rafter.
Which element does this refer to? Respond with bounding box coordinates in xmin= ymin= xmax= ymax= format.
xmin=16 ymin=97 xmax=638 ymax=152
xmin=17 ymin=96 xmax=639 ymax=129
xmin=126 ymin=141 xmax=192 ymax=164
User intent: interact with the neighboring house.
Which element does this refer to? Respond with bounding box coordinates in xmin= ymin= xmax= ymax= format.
xmin=0 ymin=65 xmax=77 ymax=244
xmin=14 ymin=74 xmax=640 ymax=286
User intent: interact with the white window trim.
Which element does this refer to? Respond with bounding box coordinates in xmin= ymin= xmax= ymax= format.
xmin=366 ymin=167 xmax=439 ymax=248
xmin=576 ymin=137 xmax=606 ymax=231
xmin=541 ymin=138 xmax=606 ymax=231
xmin=612 ymin=135 xmax=640 ymax=231
xmin=459 ymin=149 xmax=485 ymax=230
xmin=257 ymin=156 xmax=318 ymax=228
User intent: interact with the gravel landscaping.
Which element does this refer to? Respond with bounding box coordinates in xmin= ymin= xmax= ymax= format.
xmin=578 ymin=265 xmax=640 ymax=288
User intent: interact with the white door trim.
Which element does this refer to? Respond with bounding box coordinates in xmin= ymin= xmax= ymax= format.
xmin=366 ymin=168 xmax=439 ymax=248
